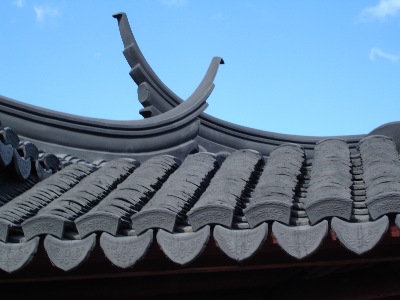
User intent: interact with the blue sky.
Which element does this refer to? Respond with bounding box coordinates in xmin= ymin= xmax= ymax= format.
xmin=1 ymin=0 xmax=399 ymax=136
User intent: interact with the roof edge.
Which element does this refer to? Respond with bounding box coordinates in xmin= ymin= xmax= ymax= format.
xmin=113 ymin=12 xmax=367 ymax=157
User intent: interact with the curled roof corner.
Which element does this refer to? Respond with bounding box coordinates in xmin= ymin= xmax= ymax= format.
xmin=0 ymin=13 xmax=226 ymax=162
xmin=112 ymin=13 xmax=366 ymax=157
xmin=112 ymin=12 xmax=224 ymax=115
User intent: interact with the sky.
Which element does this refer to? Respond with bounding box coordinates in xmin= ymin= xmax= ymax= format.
xmin=0 ymin=0 xmax=399 ymax=137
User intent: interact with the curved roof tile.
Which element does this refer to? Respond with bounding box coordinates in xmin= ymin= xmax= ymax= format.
xmin=0 ymin=13 xmax=399 ymax=277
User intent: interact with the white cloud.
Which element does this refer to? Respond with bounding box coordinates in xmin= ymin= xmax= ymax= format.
xmin=161 ymin=0 xmax=188 ymax=7
xmin=360 ymin=0 xmax=400 ymax=21
xmin=12 ymin=0 xmax=24 ymax=8
xmin=369 ymin=47 xmax=399 ymax=62
xmin=33 ymin=5 xmax=60 ymax=23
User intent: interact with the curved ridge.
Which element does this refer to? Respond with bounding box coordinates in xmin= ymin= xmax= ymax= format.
xmin=112 ymin=12 xmax=224 ymax=116
xmin=0 ymin=13 xmax=224 ymax=160
xmin=0 ymin=89 xmax=203 ymax=158
xmin=112 ymin=12 xmax=365 ymax=156
xmin=0 ymin=44 xmax=220 ymax=158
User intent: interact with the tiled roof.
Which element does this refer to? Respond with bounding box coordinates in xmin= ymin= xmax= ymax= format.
xmin=0 ymin=120 xmax=399 ymax=273
xmin=0 ymin=12 xmax=400 ymax=286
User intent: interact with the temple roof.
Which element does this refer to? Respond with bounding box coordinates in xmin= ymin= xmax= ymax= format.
xmin=1 ymin=122 xmax=400 ymax=273
xmin=1 ymin=11 xmax=400 ymax=299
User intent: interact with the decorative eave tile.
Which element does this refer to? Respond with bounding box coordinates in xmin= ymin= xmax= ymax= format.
xmin=44 ymin=233 xmax=96 ymax=271
xmin=100 ymin=230 xmax=153 ymax=269
xmin=272 ymin=220 xmax=328 ymax=259
xmin=0 ymin=237 xmax=39 ymax=273
xmin=213 ymin=222 xmax=268 ymax=262
xmin=156 ymin=225 xmax=210 ymax=265
xmin=331 ymin=216 xmax=388 ymax=255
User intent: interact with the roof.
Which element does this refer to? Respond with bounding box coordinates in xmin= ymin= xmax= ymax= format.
xmin=1 ymin=11 xmax=400 ymax=299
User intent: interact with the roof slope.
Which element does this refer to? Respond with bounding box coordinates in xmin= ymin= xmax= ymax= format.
xmin=0 ymin=119 xmax=399 ymax=273
xmin=0 ymin=13 xmax=399 ymax=294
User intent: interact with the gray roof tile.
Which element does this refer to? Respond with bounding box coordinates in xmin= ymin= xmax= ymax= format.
xmin=0 ymin=11 xmax=399 ymax=275
xmin=0 ymin=129 xmax=399 ymax=273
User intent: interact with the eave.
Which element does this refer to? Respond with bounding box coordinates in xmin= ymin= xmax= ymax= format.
xmin=0 ymin=12 xmax=400 ymax=299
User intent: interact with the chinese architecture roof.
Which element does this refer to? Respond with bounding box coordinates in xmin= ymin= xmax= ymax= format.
xmin=1 ymin=12 xmax=400 ymax=299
